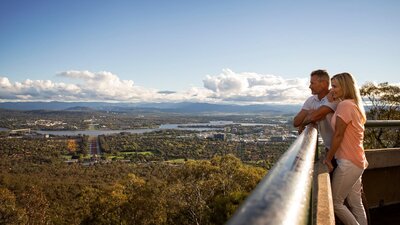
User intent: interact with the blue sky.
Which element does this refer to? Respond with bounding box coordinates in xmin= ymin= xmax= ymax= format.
xmin=0 ymin=0 xmax=399 ymax=103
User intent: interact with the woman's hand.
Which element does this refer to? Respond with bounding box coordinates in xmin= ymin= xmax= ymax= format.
xmin=327 ymin=89 xmax=335 ymax=102
xmin=323 ymin=158 xmax=334 ymax=173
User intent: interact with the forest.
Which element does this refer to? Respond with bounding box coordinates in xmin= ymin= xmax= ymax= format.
xmin=0 ymin=136 xmax=267 ymax=224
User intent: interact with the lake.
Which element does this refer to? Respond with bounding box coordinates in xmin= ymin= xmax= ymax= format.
xmin=36 ymin=123 xmax=225 ymax=136
xmin=5 ymin=121 xmax=277 ymax=137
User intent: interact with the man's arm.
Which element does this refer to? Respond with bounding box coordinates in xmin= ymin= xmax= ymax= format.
xmin=301 ymin=106 xmax=333 ymax=126
xmin=293 ymin=109 xmax=308 ymax=127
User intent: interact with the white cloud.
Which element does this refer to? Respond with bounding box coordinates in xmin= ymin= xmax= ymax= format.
xmin=0 ymin=77 xmax=12 ymax=88
xmin=0 ymin=69 xmax=311 ymax=104
xmin=58 ymin=70 xmax=95 ymax=80
xmin=203 ymin=69 xmax=248 ymax=93
xmin=202 ymin=69 xmax=310 ymax=103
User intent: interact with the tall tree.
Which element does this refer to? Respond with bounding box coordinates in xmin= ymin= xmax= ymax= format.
xmin=360 ymin=82 xmax=400 ymax=148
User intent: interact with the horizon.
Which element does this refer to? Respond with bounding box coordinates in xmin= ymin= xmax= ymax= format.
xmin=0 ymin=101 xmax=303 ymax=115
xmin=1 ymin=1 xmax=399 ymax=104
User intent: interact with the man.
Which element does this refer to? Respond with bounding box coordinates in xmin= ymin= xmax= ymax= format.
xmin=293 ymin=69 xmax=337 ymax=151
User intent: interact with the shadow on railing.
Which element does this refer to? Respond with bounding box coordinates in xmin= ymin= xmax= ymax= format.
xmin=227 ymin=120 xmax=400 ymax=225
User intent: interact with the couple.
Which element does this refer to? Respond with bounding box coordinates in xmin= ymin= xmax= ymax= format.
xmin=294 ymin=70 xmax=368 ymax=225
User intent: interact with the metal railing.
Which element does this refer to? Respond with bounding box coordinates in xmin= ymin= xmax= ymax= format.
xmin=227 ymin=125 xmax=318 ymax=225
xmin=365 ymin=120 xmax=400 ymax=128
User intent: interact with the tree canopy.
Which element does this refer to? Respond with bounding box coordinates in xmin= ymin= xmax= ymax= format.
xmin=360 ymin=82 xmax=400 ymax=148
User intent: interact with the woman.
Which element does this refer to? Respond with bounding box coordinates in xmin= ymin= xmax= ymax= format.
xmin=324 ymin=72 xmax=368 ymax=225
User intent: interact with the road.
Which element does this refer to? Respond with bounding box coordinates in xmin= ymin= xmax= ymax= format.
xmin=88 ymin=136 xmax=100 ymax=156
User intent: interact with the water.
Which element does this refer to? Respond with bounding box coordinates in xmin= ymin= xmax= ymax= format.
xmin=36 ymin=123 xmax=224 ymax=136
xmin=5 ymin=121 xmax=277 ymax=137
xmin=36 ymin=128 xmax=158 ymax=136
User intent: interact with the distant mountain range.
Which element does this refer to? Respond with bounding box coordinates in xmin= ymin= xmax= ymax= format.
xmin=0 ymin=101 xmax=301 ymax=114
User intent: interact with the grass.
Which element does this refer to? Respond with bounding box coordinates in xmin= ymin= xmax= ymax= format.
xmin=62 ymin=155 xmax=72 ymax=160
xmin=119 ymin=151 xmax=153 ymax=156
xmin=166 ymin=158 xmax=186 ymax=163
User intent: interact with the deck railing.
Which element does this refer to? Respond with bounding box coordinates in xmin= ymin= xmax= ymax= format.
xmin=365 ymin=120 xmax=400 ymax=128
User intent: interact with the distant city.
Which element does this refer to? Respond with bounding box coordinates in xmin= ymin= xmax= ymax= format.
xmin=0 ymin=101 xmax=301 ymax=166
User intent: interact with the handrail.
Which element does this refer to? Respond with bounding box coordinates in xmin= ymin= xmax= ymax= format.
xmin=227 ymin=126 xmax=318 ymax=225
xmin=365 ymin=120 xmax=400 ymax=128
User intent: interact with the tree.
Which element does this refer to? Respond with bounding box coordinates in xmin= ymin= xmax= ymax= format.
xmin=67 ymin=139 xmax=78 ymax=153
xmin=80 ymin=186 xmax=126 ymax=225
xmin=360 ymin=82 xmax=400 ymax=148
xmin=78 ymin=135 xmax=89 ymax=155
xmin=18 ymin=185 xmax=50 ymax=224
xmin=0 ymin=188 xmax=27 ymax=224
xmin=121 ymin=174 xmax=168 ymax=225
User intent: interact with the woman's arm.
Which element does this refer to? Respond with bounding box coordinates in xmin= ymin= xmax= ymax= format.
xmin=324 ymin=115 xmax=348 ymax=172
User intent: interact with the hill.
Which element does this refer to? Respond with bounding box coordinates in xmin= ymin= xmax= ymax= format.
xmin=0 ymin=101 xmax=301 ymax=114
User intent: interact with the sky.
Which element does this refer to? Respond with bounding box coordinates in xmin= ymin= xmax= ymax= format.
xmin=1 ymin=0 xmax=399 ymax=104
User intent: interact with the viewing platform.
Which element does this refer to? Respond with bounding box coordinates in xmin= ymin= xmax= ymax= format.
xmin=227 ymin=120 xmax=400 ymax=225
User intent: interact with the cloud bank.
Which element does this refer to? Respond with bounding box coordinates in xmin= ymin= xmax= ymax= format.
xmin=0 ymin=69 xmax=310 ymax=104
xmin=203 ymin=69 xmax=309 ymax=103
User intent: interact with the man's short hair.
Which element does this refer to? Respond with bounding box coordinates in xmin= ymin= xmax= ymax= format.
xmin=310 ymin=69 xmax=330 ymax=83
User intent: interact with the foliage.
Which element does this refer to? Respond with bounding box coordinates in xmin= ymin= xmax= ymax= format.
xmin=0 ymin=136 xmax=267 ymax=224
xmin=360 ymin=82 xmax=400 ymax=148
xmin=0 ymin=187 xmax=28 ymax=224
xmin=67 ymin=139 xmax=78 ymax=152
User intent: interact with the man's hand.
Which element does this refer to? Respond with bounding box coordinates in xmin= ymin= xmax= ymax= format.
xmin=298 ymin=125 xmax=305 ymax=134
xmin=293 ymin=109 xmax=309 ymax=127
xmin=301 ymin=110 xmax=315 ymax=127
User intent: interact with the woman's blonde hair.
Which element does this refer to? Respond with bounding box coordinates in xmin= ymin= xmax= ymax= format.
xmin=331 ymin=72 xmax=366 ymax=123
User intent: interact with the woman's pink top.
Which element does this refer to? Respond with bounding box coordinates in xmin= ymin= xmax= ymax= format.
xmin=331 ymin=99 xmax=368 ymax=169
